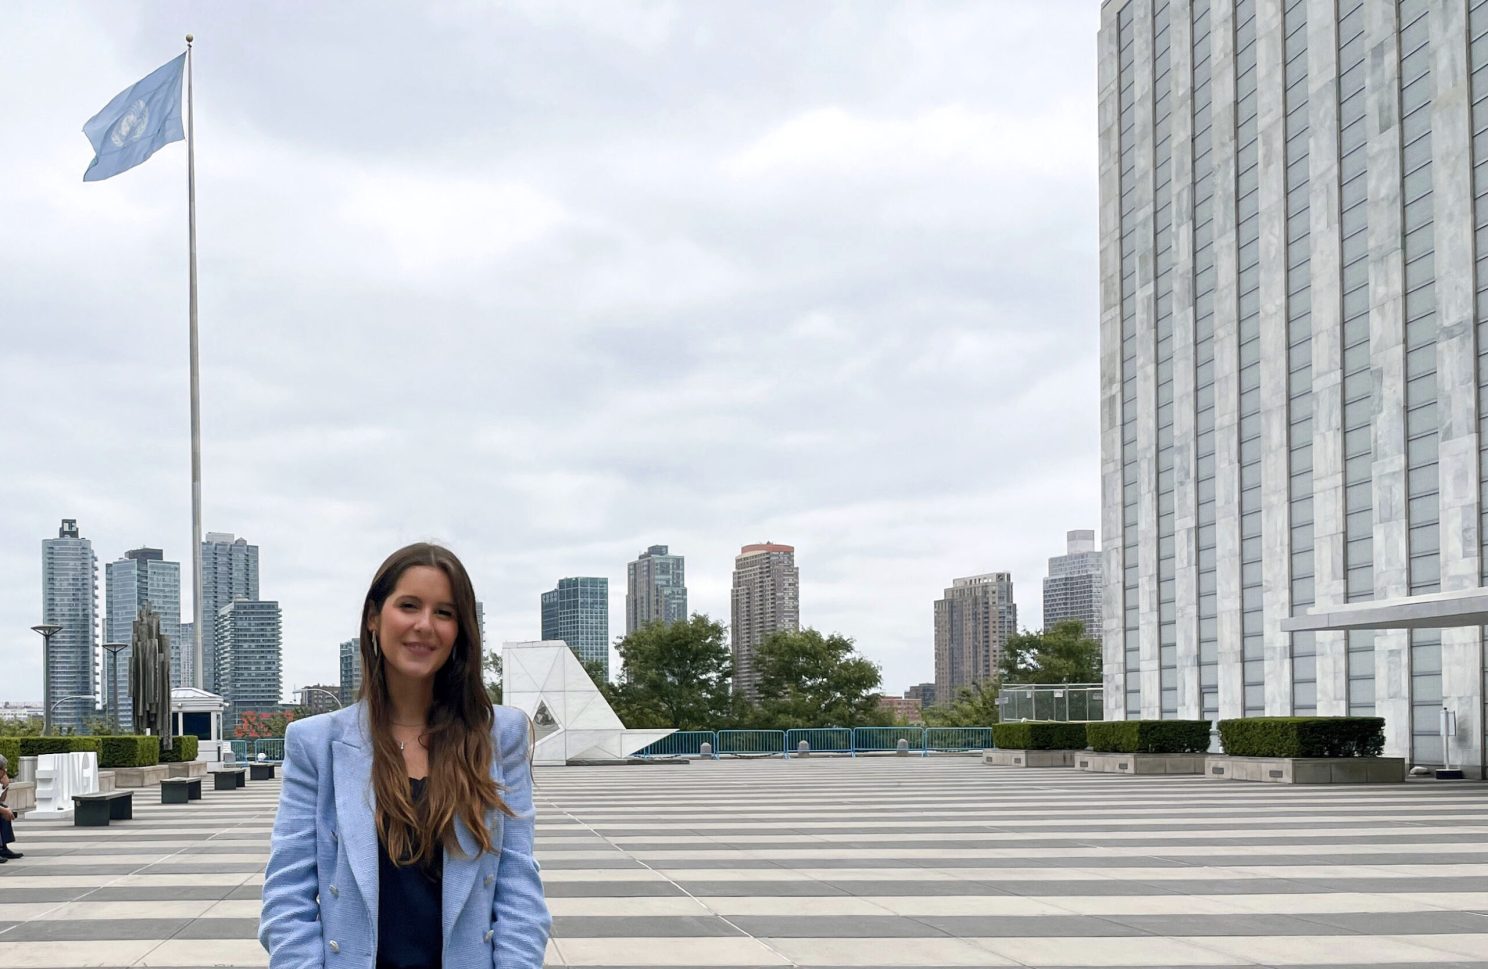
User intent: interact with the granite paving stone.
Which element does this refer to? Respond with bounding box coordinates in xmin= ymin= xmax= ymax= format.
xmin=0 ymin=756 xmax=1482 ymax=968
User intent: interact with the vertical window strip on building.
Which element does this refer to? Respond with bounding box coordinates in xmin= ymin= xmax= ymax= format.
xmin=1154 ymin=0 xmax=1179 ymax=718
xmin=1120 ymin=3 xmax=1141 ymax=717
xmin=1399 ymin=0 xmax=1443 ymax=763
xmin=1470 ymin=0 xmax=1488 ymax=771
xmin=1339 ymin=0 xmax=1373 ymax=608
xmin=1235 ymin=0 xmax=1265 ymax=716
xmin=1284 ymin=0 xmax=1316 ymax=714
xmin=1192 ymin=0 xmax=1219 ymax=722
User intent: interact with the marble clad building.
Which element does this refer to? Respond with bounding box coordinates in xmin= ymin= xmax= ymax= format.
xmin=1099 ymin=0 xmax=1488 ymax=774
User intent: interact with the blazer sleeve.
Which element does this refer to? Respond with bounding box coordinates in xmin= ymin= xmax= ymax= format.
xmin=259 ymin=720 xmax=325 ymax=968
xmin=491 ymin=707 xmax=552 ymax=969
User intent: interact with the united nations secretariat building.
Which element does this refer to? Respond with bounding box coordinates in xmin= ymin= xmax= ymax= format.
xmin=1098 ymin=0 xmax=1488 ymax=775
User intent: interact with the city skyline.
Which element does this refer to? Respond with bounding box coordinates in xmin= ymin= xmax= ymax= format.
xmin=17 ymin=515 xmax=1101 ymax=705
xmin=0 ymin=2 xmax=1101 ymax=704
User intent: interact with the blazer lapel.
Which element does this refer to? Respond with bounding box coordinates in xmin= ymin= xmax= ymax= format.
xmin=332 ymin=711 xmax=378 ymax=924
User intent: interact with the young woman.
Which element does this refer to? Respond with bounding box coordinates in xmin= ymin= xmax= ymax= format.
xmin=260 ymin=543 xmax=550 ymax=969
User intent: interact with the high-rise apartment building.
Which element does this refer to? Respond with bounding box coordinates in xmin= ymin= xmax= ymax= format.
xmin=730 ymin=543 xmax=800 ymax=698
xmin=541 ymin=578 xmax=609 ymax=677
xmin=1100 ymin=0 xmax=1488 ymax=773
xmin=339 ymin=637 xmax=361 ymax=704
xmin=199 ymin=532 xmax=259 ymax=692
xmin=41 ymin=519 xmax=97 ymax=733
xmin=934 ymin=573 xmax=1017 ymax=705
xmin=105 ymin=548 xmax=182 ymax=727
xmin=626 ymin=545 xmax=688 ymax=635
xmin=1043 ymin=530 xmax=1104 ymax=640
xmin=215 ymin=600 xmax=282 ymax=727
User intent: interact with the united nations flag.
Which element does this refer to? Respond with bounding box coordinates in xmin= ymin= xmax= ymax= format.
xmin=82 ymin=53 xmax=186 ymax=182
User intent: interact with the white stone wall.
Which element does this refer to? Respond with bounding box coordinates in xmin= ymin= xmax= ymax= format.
xmin=1099 ymin=0 xmax=1486 ymax=776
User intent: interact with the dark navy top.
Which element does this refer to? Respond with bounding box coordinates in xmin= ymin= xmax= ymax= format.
xmin=377 ymin=777 xmax=443 ymax=969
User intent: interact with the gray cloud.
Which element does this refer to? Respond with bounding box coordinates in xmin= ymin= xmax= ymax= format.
xmin=1 ymin=1 xmax=1101 ymax=702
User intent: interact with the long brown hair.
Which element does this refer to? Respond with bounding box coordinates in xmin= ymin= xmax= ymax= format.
xmin=359 ymin=543 xmax=512 ymax=867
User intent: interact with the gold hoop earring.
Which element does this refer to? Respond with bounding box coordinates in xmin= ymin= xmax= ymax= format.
xmin=371 ymin=630 xmax=380 ymax=657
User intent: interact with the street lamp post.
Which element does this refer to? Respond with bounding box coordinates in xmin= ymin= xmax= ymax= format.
xmin=102 ymin=642 xmax=129 ymax=732
xmin=293 ymin=686 xmax=343 ymax=711
xmin=45 ymin=694 xmax=99 ymax=736
xmin=30 ymin=624 xmax=62 ymax=735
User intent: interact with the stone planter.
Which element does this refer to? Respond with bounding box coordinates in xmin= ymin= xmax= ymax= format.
xmin=111 ymin=764 xmax=171 ymax=789
xmin=97 ymin=771 xmax=116 ymax=793
xmin=7 ymin=780 xmax=35 ymax=814
xmin=984 ymin=748 xmax=1077 ymax=768
xmin=166 ymin=760 xmax=208 ymax=778
xmin=1205 ymin=755 xmax=1405 ymax=784
xmin=1078 ymin=751 xmax=1204 ymax=775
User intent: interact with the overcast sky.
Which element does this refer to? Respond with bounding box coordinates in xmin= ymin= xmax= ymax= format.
xmin=0 ymin=1 xmax=1101 ymax=704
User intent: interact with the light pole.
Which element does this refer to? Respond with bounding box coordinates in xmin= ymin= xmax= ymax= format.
xmin=102 ymin=642 xmax=129 ymax=732
xmin=293 ymin=686 xmax=343 ymax=711
xmin=46 ymin=694 xmax=98 ymax=736
xmin=31 ymin=624 xmax=62 ymax=735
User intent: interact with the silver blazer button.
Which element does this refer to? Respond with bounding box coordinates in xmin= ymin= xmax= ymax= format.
xmin=483 ymin=929 xmax=494 ymax=943
xmin=328 ymin=941 xmax=340 ymax=954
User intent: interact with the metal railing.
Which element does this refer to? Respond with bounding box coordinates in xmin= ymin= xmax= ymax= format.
xmin=233 ymin=726 xmax=1003 ymax=763
xmin=717 ymin=729 xmax=787 ymax=758
xmin=633 ymin=731 xmax=720 ymax=759
xmin=853 ymin=726 xmax=926 ymax=755
xmin=998 ymin=684 xmax=1103 ymax=722
xmin=926 ymin=727 xmax=995 ymax=752
xmin=786 ymin=728 xmax=853 ymax=757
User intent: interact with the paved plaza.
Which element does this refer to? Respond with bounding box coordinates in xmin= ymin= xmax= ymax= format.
xmin=0 ymin=757 xmax=1485 ymax=967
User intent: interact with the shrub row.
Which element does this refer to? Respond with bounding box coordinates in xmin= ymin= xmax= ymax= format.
xmin=992 ymin=721 xmax=1089 ymax=750
xmin=1218 ymin=717 xmax=1385 ymax=758
xmin=2 ymin=735 xmax=203 ymax=768
xmin=988 ymin=716 xmax=1386 ymax=758
xmin=159 ymin=735 xmax=199 ymax=763
xmin=1086 ymin=719 xmax=1211 ymax=754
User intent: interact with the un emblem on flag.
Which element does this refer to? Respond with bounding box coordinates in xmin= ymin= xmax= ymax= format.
xmin=110 ymin=99 xmax=150 ymax=147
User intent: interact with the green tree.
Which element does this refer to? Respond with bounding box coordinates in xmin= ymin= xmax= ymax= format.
xmin=0 ymin=716 xmax=44 ymax=737
xmin=750 ymin=628 xmax=889 ymax=729
xmin=922 ymin=681 xmax=1001 ymax=727
xmin=610 ymin=615 xmax=734 ymax=730
xmin=998 ymin=620 xmax=1101 ymax=684
xmin=483 ymin=649 xmax=502 ymax=704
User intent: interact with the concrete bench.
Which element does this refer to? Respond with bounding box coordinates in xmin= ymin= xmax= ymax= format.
xmin=249 ymin=763 xmax=277 ymax=781
xmin=160 ymin=777 xmax=203 ymax=804
xmin=73 ymin=790 xmax=134 ymax=826
xmin=211 ymin=768 xmax=246 ymax=791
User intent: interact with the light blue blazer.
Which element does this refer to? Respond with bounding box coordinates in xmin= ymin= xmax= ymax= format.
xmin=259 ymin=703 xmax=551 ymax=969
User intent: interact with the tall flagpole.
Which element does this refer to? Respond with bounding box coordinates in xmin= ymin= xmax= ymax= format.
xmin=186 ymin=34 xmax=205 ymax=691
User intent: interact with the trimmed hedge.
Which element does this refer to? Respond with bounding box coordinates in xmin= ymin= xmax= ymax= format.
xmin=19 ymin=736 xmax=101 ymax=757
xmin=992 ymin=721 xmax=1089 ymax=751
xmin=99 ymin=736 xmax=160 ymax=768
xmin=159 ymin=736 xmax=200 ymax=763
xmin=0 ymin=738 xmax=18 ymax=770
xmin=1086 ymin=720 xmax=1211 ymax=754
xmin=1218 ymin=717 xmax=1385 ymax=758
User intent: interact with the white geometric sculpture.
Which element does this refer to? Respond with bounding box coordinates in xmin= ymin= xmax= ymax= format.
xmin=34 ymin=752 xmax=98 ymax=813
xmin=502 ymin=641 xmax=674 ymax=766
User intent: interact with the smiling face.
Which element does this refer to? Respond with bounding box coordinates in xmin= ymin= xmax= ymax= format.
xmin=369 ymin=565 xmax=460 ymax=690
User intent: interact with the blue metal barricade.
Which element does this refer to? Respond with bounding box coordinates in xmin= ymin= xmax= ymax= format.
xmin=227 ymin=740 xmax=249 ymax=763
xmin=717 ymin=729 xmax=786 ymax=758
xmin=853 ymin=726 xmax=926 ymax=756
xmin=925 ymin=727 xmax=995 ymax=753
xmin=786 ymin=728 xmax=853 ymax=757
xmin=633 ymin=731 xmax=720 ymax=759
xmin=254 ymin=738 xmax=285 ymax=762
